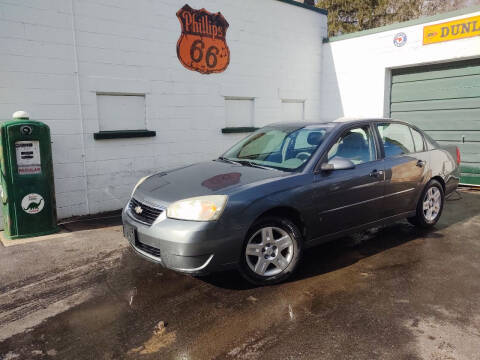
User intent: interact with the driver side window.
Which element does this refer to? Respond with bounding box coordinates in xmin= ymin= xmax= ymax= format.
xmin=327 ymin=126 xmax=376 ymax=165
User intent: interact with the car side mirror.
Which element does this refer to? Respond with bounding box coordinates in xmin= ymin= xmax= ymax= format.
xmin=320 ymin=157 xmax=355 ymax=171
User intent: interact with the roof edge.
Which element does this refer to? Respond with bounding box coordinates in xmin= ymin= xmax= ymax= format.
xmin=275 ymin=0 xmax=328 ymax=15
xmin=326 ymin=5 xmax=480 ymax=42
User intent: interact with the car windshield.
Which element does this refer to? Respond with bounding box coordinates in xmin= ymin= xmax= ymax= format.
xmin=221 ymin=125 xmax=333 ymax=171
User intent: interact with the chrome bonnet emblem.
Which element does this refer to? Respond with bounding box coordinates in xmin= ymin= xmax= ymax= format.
xmin=134 ymin=206 xmax=143 ymax=214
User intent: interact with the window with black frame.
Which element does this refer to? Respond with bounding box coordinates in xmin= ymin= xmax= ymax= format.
xmin=327 ymin=126 xmax=376 ymax=165
xmin=376 ymin=123 xmax=415 ymax=157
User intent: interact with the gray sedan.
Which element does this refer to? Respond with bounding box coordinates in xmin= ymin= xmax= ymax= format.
xmin=123 ymin=118 xmax=460 ymax=285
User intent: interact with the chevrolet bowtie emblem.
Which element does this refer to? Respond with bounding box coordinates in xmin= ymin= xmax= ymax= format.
xmin=134 ymin=206 xmax=143 ymax=214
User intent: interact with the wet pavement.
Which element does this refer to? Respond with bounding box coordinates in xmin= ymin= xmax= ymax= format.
xmin=1 ymin=190 xmax=480 ymax=359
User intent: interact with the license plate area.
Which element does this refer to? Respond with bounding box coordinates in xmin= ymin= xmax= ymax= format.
xmin=123 ymin=223 xmax=137 ymax=244
xmin=124 ymin=223 xmax=162 ymax=259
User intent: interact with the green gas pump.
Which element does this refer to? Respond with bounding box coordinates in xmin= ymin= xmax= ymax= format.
xmin=0 ymin=111 xmax=59 ymax=239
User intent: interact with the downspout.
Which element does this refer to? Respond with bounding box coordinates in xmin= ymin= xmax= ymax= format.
xmin=319 ymin=17 xmax=328 ymax=121
xmin=70 ymin=0 xmax=90 ymax=215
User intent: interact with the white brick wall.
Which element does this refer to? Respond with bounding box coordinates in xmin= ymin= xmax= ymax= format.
xmin=0 ymin=0 xmax=327 ymax=222
xmin=0 ymin=0 xmax=84 ymax=222
xmin=321 ymin=9 xmax=480 ymax=121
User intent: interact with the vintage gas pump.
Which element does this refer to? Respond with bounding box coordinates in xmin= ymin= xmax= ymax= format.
xmin=0 ymin=111 xmax=59 ymax=239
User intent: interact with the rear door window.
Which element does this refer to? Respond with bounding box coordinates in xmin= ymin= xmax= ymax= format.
xmin=376 ymin=123 xmax=415 ymax=157
xmin=411 ymin=128 xmax=425 ymax=152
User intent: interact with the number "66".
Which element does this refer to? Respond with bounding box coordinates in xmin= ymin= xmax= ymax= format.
xmin=190 ymin=40 xmax=219 ymax=68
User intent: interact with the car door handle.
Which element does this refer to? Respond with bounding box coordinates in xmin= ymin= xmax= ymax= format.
xmin=369 ymin=169 xmax=384 ymax=178
xmin=416 ymin=160 xmax=426 ymax=168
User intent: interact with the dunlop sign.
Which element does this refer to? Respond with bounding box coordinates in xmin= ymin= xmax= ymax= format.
xmin=423 ymin=15 xmax=480 ymax=45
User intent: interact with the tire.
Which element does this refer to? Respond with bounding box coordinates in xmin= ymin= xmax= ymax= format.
xmin=239 ymin=216 xmax=303 ymax=285
xmin=408 ymin=179 xmax=444 ymax=228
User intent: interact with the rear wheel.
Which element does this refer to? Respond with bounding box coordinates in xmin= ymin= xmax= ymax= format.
xmin=239 ymin=216 xmax=302 ymax=285
xmin=408 ymin=180 xmax=444 ymax=228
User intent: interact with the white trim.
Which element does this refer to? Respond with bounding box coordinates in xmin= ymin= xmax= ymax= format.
xmin=70 ymin=0 xmax=89 ymax=215
xmin=383 ymin=68 xmax=392 ymax=118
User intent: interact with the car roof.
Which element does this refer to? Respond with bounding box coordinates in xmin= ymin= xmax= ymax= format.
xmin=267 ymin=121 xmax=329 ymax=128
xmin=333 ymin=117 xmax=393 ymax=123
xmin=267 ymin=117 xmax=399 ymax=128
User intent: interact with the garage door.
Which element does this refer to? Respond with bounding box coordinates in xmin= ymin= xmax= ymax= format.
xmin=390 ymin=58 xmax=480 ymax=186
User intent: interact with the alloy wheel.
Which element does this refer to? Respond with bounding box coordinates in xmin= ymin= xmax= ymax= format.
xmin=423 ymin=186 xmax=442 ymax=222
xmin=245 ymin=226 xmax=294 ymax=277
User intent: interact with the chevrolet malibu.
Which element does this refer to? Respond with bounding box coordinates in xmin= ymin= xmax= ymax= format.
xmin=123 ymin=119 xmax=460 ymax=285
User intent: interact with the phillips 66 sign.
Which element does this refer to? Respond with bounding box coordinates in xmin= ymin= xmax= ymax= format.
xmin=176 ymin=4 xmax=230 ymax=74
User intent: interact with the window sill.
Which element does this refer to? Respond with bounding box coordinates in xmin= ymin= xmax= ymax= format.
xmin=221 ymin=127 xmax=258 ymax=134
xmin=93 ymin=130 xmax=156 ymax=140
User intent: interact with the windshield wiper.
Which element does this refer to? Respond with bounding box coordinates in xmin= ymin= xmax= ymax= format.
xmin=217 ymin=157 xmax=279 ymax=171
xmin=236 ymin=160 xmax=276 ymax=171
xmin=217 ymin=156 xmax=241 ymax=165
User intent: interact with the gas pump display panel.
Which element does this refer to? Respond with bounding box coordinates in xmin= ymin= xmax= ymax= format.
xmin=15 ymin=140 xmax=41 ymax=175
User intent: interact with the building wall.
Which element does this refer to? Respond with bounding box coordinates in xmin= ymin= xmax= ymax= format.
xmin=321 ymin=8 xmax=480 ymax=121
xmin=0 ymin=0 xmax=81 ymax=222
xmin=0 ymin=0 xmax=327 ymax=220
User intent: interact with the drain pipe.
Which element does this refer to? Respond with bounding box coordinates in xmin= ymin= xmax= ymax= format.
xmin=70 ymin=0 xmax=90 ymax=215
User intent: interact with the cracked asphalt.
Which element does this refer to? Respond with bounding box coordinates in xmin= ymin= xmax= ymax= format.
xmin=1 ymin=190 xmax=480 ymax=360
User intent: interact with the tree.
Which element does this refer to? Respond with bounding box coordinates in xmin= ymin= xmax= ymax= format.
xmin=317 ymin=0 xmax=476 ymax=37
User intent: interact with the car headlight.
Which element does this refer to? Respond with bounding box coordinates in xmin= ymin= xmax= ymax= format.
xmin=131 ymin=176 xmax=149 ymax=197
xmin=167 ymin=195 xmax=228 ymax=221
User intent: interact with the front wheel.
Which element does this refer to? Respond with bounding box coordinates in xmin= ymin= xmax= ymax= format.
xmin=408 ymin=180 xmax=444 ymax=228
xmin=239 ymin=216 xmax=302 ymax=285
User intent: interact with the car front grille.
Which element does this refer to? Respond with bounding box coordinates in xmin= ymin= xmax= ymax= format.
xmin=128 ymin=198 xmax=164 ymax=225
xmin=135 ymin=239 xmax=161 ymax=258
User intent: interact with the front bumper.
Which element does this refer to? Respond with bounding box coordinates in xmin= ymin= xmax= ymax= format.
xmin=122 ymin=206 xmax=241 ymax=275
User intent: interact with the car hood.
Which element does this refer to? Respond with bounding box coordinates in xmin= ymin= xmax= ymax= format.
xmin=133 ymin=160 xmax=286 ymax=205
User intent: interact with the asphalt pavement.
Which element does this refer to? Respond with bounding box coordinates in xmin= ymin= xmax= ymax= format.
xmin=1 ymin=190 xmax=480 ymax=360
